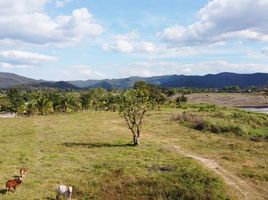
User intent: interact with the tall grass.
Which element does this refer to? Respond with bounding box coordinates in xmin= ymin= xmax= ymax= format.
xmin=171 ymin=104 xmax=268 ymax=139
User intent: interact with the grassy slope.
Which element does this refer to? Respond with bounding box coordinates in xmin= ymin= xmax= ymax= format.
xmin=0 ymin=109 xmax=266 ymax=199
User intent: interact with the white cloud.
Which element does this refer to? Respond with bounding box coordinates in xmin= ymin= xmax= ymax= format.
xmin=0 ymin=50 xmax=57 ymax=64
xmin=103 ymin=31 xmax=216 ymax=57
xmin=103 ymin=31 xmax=158 ymax=54
xmin=75 ymin=65 xmax=105 ymax=79
xmin=60 ymin=65 xmax=105 ymax=80
xmin=0 ymin=0 xmax=47 ymax=14
xmin=0 ymin=62 xmax=33 ymax=69
xmin=159 ymin=0 xmax=268 ymax=45
xmin=0 ymin=1 xmax=103 ymax=46
xmin=0 ymin=50 xmax=57 ymax=68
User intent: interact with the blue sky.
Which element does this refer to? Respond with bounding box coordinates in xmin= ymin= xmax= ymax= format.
xmin=0 ymin=0 xmax=268 ymax=80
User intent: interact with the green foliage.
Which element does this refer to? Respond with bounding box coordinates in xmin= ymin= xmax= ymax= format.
xmin=80 ymin=92 xmax=92 ymax=110
xmin=197 ymin=104 xmax=217 ymax=112
xmin=240 ymin=167 xmax=268 ymax=181
xmin=222 ymin=85 xmax=241 ymax=93
xmin=134 ymin=81 xmax=167 ymax=106
xmin=163 ymin=88 xmax=177 ymax=97
xmin=56 ymin=92 xmax=81 ymax=113
xmin=6 ymin=88 xmax=25 ymax=112
xmin=99 ymin=158 xmax=229 ymax=200
xmin=25 ymin=91 xmax=54 ymax=115
xmin=80 ymin=88 xmax=119 ymax=111
xmin=0 ymin=94 xmax=10 ymax=112
xmin=173 ymin=104 xmax=268 ymax=138
xmin=176 ymin=95 xmax=188 ymax=105
xmin=102 ymin=92 xmax=120 ymax=111
xmin=119 ymin=89 xmax=152 ymax=145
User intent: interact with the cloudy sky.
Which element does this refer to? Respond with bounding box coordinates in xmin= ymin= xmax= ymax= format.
xmin=0 ymin=0 xmax=268 ymax=80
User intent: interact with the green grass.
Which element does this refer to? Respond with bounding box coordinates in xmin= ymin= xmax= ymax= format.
xmin=174 ymin=103 xmax=268 ymax=139
xmin=0 ymin=112 xmax=232 ymax=200
xmin=155 ymin=107 xmax=268 ymax=199
xmin=1 ymin=107 xmax=268 ymax=199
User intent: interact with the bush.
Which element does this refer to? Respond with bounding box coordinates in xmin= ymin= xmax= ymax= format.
xmin=173 ymin=112 xmax=248 ymax=136
xmin=198 ymin=104 xmax=217 ymax=112
xmin=176 ymin=95 xmax=188 ymax=105
xmin=206 ymin=121 xmax=246 ymax=136
xmin=171 ymin=112 xmax=208 ymax=131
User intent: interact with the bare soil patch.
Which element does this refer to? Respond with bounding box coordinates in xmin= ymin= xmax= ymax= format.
xmin=186 ymin=93 xmax=268 ymax=108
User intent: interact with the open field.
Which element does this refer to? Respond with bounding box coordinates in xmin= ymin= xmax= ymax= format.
xmin=186 ymin=93 xmax=268 ymax=108
xmin=0 ymin=108 xmax=267 ymax=200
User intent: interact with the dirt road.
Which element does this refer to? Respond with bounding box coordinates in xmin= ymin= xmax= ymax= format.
xmin=164 ymin=144 xmax=263 ymax=200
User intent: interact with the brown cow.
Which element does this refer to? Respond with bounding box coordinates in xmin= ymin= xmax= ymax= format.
xmin=6 ymin=178 xmax=22 ymax=192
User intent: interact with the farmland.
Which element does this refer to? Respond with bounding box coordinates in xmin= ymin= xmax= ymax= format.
xmin=0 ymin=103 xmax=267 ymax=199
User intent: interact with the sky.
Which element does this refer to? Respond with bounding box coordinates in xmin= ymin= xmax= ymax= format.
xmin=0 ymin=0 xmax=268 ymax=81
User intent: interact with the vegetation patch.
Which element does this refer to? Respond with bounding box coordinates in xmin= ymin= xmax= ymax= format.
xmin=172 ymin=104 xmax=268 ymax=139
xmin=98 ymin=158 xmax=229 ymax=200
xmin=240 ymin=167 xmax=268 ymax=181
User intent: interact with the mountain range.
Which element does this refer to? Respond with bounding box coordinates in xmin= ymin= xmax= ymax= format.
xmin=1 ymin=72 xmax=268 ymax=89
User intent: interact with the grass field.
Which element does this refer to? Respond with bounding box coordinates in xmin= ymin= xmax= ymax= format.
xmin=0 ymin=107 xmax=267 ymax=199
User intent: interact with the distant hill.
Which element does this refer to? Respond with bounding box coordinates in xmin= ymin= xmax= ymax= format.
xmin=0 ymin=72 xmax=39 ymax=88
xmin=70 ymin=73 xmax=268 ymax=89
xmin=0 ymin=72 xmax=78 ymax=89
xmin=32 ymin=81 xmax=80 ymax=89
xmin=1 ymin=72 xmax=268 ymax=89
xmin=69 ymin=77 xmax=149 ymax=89
xmin=159 ymin=73 xmax=268 ymax=88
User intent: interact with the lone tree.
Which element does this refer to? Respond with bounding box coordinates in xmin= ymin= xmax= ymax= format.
xmin=119 ymin=89 xmax=152 ymax=145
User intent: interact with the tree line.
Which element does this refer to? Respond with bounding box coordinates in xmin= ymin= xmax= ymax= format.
xmin=0 ymin=82 xmax=178 ymax=145
xmin=0 ymin=82 xmax=190 ymax=115
xmin=1 ymin=82 xmax=267 ymax=146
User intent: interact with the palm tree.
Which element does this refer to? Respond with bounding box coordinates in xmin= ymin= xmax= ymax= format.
xmin=36 ymin=93 xmax=54 ymax=115
xmin=56 ymin=93 xmax=81 ymax=113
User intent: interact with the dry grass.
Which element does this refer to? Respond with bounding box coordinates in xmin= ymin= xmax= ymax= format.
xmin=186 ymin=93 xmax=268 ymax=107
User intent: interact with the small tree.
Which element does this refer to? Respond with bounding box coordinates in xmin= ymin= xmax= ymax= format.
xmin=176 ymin=94 xmax=188 ymax=106
xmin=7 ymin=88 xmax=25 ymax=112
xmin=119 ymin=89 xmax=152 ymax=145
xmin=56 ymin=93 xmax=81 ymax=113
xmin=30 ymin=91 xmax=54 ymax=115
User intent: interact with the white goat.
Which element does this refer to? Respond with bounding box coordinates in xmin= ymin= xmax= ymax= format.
xmin=56 ymin=184 xmax=73 ymax=200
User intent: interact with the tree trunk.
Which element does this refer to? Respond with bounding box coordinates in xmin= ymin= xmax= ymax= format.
xmin=133 ymin=135 xmax=140 ymax=145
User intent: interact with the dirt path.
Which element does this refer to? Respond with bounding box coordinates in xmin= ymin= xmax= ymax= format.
xmin=164 ymin=144 xmax=263 ymax=200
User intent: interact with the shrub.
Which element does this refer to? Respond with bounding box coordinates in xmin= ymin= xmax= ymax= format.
xmin=206 ymin=121 xmax=246 ymax=136
xmin=197 ymin=104 xmax=217 ymax=112
xmin=173 ymin=112 xmax=248 ymax=136
xmin=171 ymin=112 xmax=208 ymax=131
xmin=176 ymin=95 xmax=188 ymax=105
